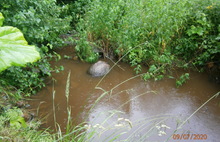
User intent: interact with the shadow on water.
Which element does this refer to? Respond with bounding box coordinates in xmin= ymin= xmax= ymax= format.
xmin=28 ymin=46 xmax=220 ymax=141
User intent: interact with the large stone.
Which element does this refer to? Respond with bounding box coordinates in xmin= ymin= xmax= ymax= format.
xmin=88 ymin=61 xmax=110 ymax=77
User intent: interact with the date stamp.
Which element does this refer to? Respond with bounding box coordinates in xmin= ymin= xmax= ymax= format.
xmin=172 ymin=134 xmax=208 ymax=140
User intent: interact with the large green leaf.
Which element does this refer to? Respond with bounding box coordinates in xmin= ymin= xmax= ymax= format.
xmin=0 ymin=26 xmax=40 ymax=72
xmin=0 ymin=13 xmax=4 ymax=26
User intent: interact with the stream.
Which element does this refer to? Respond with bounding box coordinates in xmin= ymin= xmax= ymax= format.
xmin=28 ymin=46 xmax=220 ymax=142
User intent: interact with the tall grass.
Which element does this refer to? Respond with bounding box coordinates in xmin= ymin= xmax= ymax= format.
xmin=165 ymin=91 xmax=220 ymax=142
xmin=65 ymin=71 xmax=71 ymax=105
xmin=0 ymin=108 xmax=55 ymax=141
xmin=54 ymin=60 xmax=220 ymax=141
xmin=56 ymin=76 xmax=219 ymax=142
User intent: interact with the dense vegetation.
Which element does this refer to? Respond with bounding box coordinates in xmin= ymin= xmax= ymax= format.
xmin=75 ymin=0 xmax=220 ymax=84
xmin=0 ymin=0 xmax=219 ymax=141
xmin=0 ymin=0 xmax=71 ymax=96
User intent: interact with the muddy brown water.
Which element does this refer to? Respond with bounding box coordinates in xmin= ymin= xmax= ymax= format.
xmin=28 ymin=46 xmax=220 ymax=142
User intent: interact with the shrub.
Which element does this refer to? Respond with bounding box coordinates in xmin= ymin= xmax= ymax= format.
xmin=57 ymin=0 xmax=92 ymax=27
xmin=0 ymin=1 xmax=70 ymax=96
xmin=171 ymin=1 xmax=220 ymax=69
xmin=75 ymin=0 xmax=196 ymax=65
xmin=76 ymin=0 xmax=219 ymax=81
xmin=0 ymin=49 xmax=63 ymax=96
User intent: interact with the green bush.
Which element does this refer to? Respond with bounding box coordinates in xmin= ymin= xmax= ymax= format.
xmin=75 ymin=0 xmax=196 ymax=66
xmin=0 ymin=49 xmax=63 ymax=96
xmin=57 ymin=0 xmax=92 ymax=27
xmin=171 ymin=1 xmax=220 ymax=69
xmin=0 ymin=0 xmax=72 ymax=46
xmin=0 ymin=0 xmax=70 ymax=96
xmin=0 ymin=59 xmax=48 ymax=96
xmin=76 ymin=0 xmax=219 ymax=81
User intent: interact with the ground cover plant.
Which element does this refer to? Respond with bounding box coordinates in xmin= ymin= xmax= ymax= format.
xmin=0 ymin=108 xmax=55 ymax=141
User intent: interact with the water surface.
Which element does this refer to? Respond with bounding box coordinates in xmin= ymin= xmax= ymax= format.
xmin=29 ymin=46 xmax=220 ymax=141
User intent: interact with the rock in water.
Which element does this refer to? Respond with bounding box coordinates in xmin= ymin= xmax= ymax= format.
xmin=88 ymin=61 xmax=110 ymax=77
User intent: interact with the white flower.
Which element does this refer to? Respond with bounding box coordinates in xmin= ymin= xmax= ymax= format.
xmin=84 ymin=124 xmax=91 ymax=129
xmin=115 ymin=124 xmax=124 ymax=127
xmin=161 ymin=124 xmax=171 ymax=129
xmin=124 ymin=119 xmax=130 ymax=122
xmin=93 ymin=124 xmax=100 ymax=128
xmin=118 ymin=118 xmax=124 ymax=121
xmin=158 ymin=130 xmax=166 ymax=136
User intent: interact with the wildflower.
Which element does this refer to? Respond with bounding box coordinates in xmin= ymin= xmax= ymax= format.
xmin=158 ymin=131 xmax=166 ymax=136
xmin=93 ymin=124 xmax=100 ymax=128
xmin=161 ymin=124 xmax=171 ymax=129
xmin=206 ymin=5 xmax=213 ymax=9
xmin=156 ymin=125 xmax=161 ymax=129
xmin=160 ymin=131 xmax=166 ymax=135
xmin=115 ymin=124 xmax=124 ymax=127
xmin=124 ymin=118 xmax=130 ymax=122
xmin=118 ymin=118 xmax=124 ymax=121
xmin=84 ymin=124 xmax=91 ymax=129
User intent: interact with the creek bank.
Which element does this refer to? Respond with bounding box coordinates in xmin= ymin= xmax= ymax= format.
xmin=0 ymin=94 xmax=36 ymax=130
